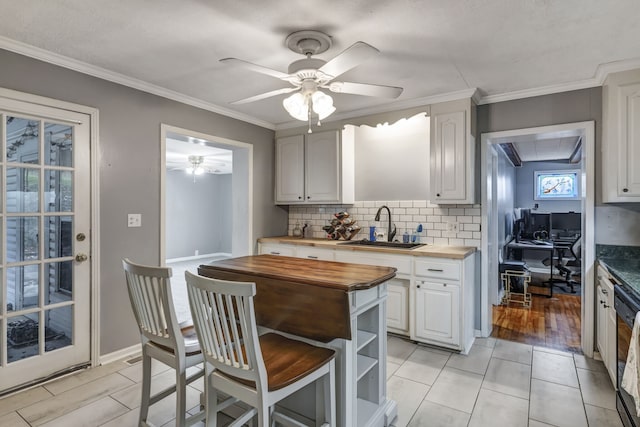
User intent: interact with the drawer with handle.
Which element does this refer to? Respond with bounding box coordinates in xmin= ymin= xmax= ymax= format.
xmin=259 ymin=244 xmax=295 ymax=257
xmin=414 ymin=259 xmax=460 ymax=280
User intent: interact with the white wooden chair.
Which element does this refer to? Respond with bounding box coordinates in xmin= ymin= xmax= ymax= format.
xmin=122 ymin=258 xmax=205 ymax=427
xmin=185 ymin=270 xmax=336 ymax=427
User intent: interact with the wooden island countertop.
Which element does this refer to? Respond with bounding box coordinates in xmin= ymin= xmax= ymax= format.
xmin=198 ymin=254 xmax=397 ymax=342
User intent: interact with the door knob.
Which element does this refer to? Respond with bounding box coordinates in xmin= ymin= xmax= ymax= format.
xmin=75 ymin=253 xmax=88 ymax=262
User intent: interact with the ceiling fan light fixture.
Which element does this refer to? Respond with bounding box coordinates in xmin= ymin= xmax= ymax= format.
xmin=186 ymin=155 xmax=205 ymax=179
xmin=311 ymin=90 xmax=335 ymax=120
xmin=283 ymin=92 xmax=309 ymax=121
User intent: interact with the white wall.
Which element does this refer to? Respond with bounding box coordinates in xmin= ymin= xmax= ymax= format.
xmin=354 ymin=114 xmax=429 ymax=201
xmin=165 ymin=170 xmax=232 ymax=259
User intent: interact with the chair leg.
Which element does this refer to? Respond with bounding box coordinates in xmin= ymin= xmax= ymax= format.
xmin=139 ymin=352 xmax=152 ymax=426
xmin=175 ymin=367 xmax=187 ymax=427
xmin=257 ymin=403 xmax=270 ymax=427
xmin=205 ymin=375 xmax=217 ymax=427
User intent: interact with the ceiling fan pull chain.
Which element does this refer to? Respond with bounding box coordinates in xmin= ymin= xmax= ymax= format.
xmin=307 ymin=104 xmax=313 ymax=133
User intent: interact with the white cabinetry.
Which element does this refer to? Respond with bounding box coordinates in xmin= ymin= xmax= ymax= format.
xmin=415 ymin=281 xmax=459 ymax=346
xmin=411 ymin=256 xmax=475 ymax=353
xmin=386 ymin=279 xmax=409 ymax=334
xmin=429 ymin=99 xmax=476 ymax=204
xmin=296 ymin=246 xmax=335 ymax=261
xmin=603 ymin=69 xmax=640 ymax=202
xmin=259 ymin=243 xmax=296 ymax=257
xmin=596 ymin=265 xmax=616 ymax=385
xmin=275 ymin=128 xmax=354 ymax=204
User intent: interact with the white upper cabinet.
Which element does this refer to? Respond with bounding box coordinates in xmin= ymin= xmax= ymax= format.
xmin=429 ymin=99 xmax=476 ymax=204
xmin=275 ymin=127 xmax=354 ymax=205
xmin=603 ymin=69 xmax=640 ymax=202
xmin=275 ymin=135 xmax=305 ymax=203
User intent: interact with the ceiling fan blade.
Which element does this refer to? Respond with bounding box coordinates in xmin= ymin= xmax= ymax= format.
xmin=318 ymin=42 xmax=380 ymax=79
xmin=328 ymin=81 xmax=403 ymax=98
xmin=230 ymin=87 xmax=298 ymax=105
xmin=220 ymin=58 xmax=290 ymax=80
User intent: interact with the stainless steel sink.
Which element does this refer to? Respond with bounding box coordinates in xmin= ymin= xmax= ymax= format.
xmin=339 ymin=240 xmax=425 ymax=249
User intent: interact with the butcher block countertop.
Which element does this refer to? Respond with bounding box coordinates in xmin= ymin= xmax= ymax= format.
xmin=258 ymin=236 xmax=476 ymax=259
xmin=199 ymin=254 xmax=397 ymax=291
xmin=198 ymin=255 xmax=397 ymax=342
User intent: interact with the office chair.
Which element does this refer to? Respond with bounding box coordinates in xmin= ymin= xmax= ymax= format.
xmin=555 ymin=236 xmax=581 ymax=293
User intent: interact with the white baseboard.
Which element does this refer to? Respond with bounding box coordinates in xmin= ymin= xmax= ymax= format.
xmin=99 ymin=343 xmax=141 ymax=366
xmin=166 ymin=252 xmax=231 ymax=264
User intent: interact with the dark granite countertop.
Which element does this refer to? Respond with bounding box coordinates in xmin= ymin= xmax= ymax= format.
xmin=597 ymin=244 xmax=640 ymax=297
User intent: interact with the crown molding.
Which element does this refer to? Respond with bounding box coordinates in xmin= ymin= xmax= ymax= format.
xmin=275 ymin=87 xmax=478 ymax=130
xmin=478 ymin=57 xmax=640 ymax=105
xmin=0 ymin=36 xmax=275 ymax=130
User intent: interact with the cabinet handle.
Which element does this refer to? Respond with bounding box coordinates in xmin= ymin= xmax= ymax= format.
xmin=298 ymin=196 xmax=302 ymax=200
xmin=307 ymin=196 xmax=311 ymax=199
xmin=307 ymin=255 xmax=318 ymax=259
xmin=417 ymin=284 xmax=421 ymax=288
xmin=604 ymin=304 xmax=610 ymax=308
xmin=428 ymin=268 xmax=444 ymax=272
xmin=443 ymin=283 xmax=447 ymax=287
xmin=270 ymin=251 xmax=280 ymax=255
xmin=600 ymin=300 xmax=604 ymax=304
xmin=623 ymin=188 xmax=629 ymax=193
xmin=436 ymin=193 xmax=440 ymax=197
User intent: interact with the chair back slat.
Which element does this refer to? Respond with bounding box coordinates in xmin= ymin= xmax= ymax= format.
xmin=186 ymin=271 xmax=267 ymax=387
xmin=122 ymin=258 xmax=182 ymax=353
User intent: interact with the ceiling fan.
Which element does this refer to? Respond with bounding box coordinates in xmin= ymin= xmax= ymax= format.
xmin=220 ymin=30 xmax=403 ymax=128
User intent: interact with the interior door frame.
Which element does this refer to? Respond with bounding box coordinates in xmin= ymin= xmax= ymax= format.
xmin=159 ymin=124 xmax=254 ymax=263
xmin=480 ymin=121 xmax=595 ymax=357
xmin=0 ymin=86 xmax=101 ymax=367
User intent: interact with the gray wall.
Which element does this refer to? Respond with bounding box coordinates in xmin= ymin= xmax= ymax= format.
xmin=514 ymin=161 xmax=582 ymax=213
xmin=354 ymin=114 xmax=429 ymax=200
xmin=479 ymin=87 xmax=640 ymax=246
xmin=0 ymin=49 xmax=286 ymax=355
xmin=165 ymin=171 xmax=232 ymax=259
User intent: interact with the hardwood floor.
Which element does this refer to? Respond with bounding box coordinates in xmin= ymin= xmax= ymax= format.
xmin=492 ymin=291 xmax=582 ymax=353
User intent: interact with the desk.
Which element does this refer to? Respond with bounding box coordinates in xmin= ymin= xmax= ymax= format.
xmin=507 ymin=240 xmax=555 ymax=297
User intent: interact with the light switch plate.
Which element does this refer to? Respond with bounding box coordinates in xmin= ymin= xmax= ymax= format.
xmin=128 ymin=214 xmax=142 ymax=227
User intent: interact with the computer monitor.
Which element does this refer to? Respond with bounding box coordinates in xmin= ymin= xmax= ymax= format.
xmin=526 ymin=213 xmax=551 ymax=239
xmin=551 ymin=212 xmax=581 ymax=235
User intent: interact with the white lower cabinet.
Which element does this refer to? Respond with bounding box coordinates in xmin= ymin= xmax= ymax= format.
xmin=596 ymin=264 xmax=616 ymax=385
xmin=411 ymin=255 xmax=475 ymax=353
xmin=257 ymin=240 xmax=476 ymax=352
xmin=414 ymin=281 xmax=459 ymax=346
xmin=386 ymin=279 xmax=409 ymax=333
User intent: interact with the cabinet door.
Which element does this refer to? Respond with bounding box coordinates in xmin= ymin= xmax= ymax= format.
xmin=387 ymin=280 xmax=408 ymax=333
xmin=305 ymin=130 xmax=341 ymax=203
xmin=596 ymin=284 xmax=607 ymax=364
xmin=296 ymin=246 xmax=335 ymax=261
xmin=258 ymin=243 xmax=295 ymax=257
xmin=617 ymin=82 xmax=640 ymax=197
xmin=415 ymin=281 xmax=460 ymax=345
xmin=431 ymin=111 xmax=467 ymax=202
xmin=275 ymin=135 xmax=305 ymax=203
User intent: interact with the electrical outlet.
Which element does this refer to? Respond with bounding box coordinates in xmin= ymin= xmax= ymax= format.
xmin=128 ymin=214 xmax=142 ymax=227
xmin=446 ymin=222 xmax=458 ymax=232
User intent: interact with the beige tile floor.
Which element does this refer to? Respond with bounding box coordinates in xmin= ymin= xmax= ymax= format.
xmin=0 ymin=336 xmax=624 ymax=427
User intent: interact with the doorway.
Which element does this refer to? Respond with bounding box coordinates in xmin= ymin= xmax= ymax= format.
xmin=160 ymin=125 xmax=253 ymax=320
xmin=480 ymin=122 xmax=595 ymax=356
xmin=0 ymin=92 xmax=96 ymax=393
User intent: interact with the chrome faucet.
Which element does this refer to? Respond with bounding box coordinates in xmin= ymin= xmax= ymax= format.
xmin=374 ymin=205 xmax=397 ymax=242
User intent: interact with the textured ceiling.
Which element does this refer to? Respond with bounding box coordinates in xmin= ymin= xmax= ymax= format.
xmin=0 ymin=0 xmax=639 ymax=127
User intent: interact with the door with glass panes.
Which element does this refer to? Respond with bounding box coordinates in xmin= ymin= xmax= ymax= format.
xmin=0 ymin=97 xmax=90 ymax=392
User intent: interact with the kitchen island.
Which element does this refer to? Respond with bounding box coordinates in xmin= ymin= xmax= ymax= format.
xmin=198 ymin=254 xmax=398 ymax=427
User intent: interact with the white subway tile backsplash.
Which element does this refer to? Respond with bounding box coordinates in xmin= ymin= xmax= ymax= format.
xmin=287 ymin=199 xmax=482 ymax=247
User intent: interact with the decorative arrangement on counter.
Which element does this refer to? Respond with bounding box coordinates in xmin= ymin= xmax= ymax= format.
xmin=322 ymin=211 xmax=361 ymax=240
